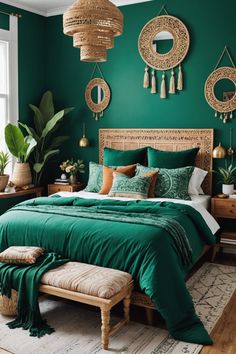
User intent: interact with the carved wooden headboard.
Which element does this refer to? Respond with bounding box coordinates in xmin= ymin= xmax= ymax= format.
xmin=99 ymin=129 xmax=214 ymax=195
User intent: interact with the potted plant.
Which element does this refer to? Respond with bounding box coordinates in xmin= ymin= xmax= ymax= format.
xmin=214 ymin=163 xmax=236 ymax=195
xmin=0 ymin=151 xmax=10 ymax=192
xmin=60 ymin=159 xmax=85 ymax=184
xmin=5 ymin=124 xmax=37 ymax=187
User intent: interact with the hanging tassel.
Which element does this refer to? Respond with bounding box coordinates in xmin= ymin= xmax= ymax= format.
xmin=160 ymin=71 xmax=166 ymax=99
xmin=220 ymin=113 xmax=223 ymax=120
xmin=177 ymin=64 xmax=183 ymax=91
xmin=169 ymin=69 xmax=176 ymax=94
xmin=143 ymin=66 xmax=150 ymax=88
xmin=151 ymin=70 xmax=157 ymax=94
xmin=215 ymin=111 xmax=218 ymax=118
xmin=230 ymin=111 xmax=233 ymax=119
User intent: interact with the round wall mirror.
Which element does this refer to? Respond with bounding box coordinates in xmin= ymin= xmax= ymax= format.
xmin=153 ymin=31 xmax=174 ymax=55
xmin=205 ymin=66 xmax=236 ymax=113
xmin=85 ymin=78 xmax=111 ymax=114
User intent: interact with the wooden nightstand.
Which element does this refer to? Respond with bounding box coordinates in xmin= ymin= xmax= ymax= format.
xmin=211 ymin=197 xmax=236 ymax=261
xmin=48 ymin=183 xmax=84 ymax=196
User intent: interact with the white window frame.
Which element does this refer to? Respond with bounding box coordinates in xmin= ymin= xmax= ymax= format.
xmin=0 ymin=16 xmax=19 ymax=174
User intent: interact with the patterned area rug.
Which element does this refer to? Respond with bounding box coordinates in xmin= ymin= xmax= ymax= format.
xmin=0 ymin=262 xmax=235 ymax=354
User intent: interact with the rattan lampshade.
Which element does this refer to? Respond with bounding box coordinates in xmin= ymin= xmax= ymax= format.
xmin=63 ymin=0 xmax=123 ymax=62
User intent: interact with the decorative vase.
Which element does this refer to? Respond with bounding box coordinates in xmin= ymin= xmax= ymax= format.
xmin=0 ymin=175 xmax=9 ymax=192
xmin=11 ymin=162 xmax=32 ymax=187
xmin=69 ymin=174 xmax=77 ymax=185
xmin=222 ymin=184 xmax=234 ymax=195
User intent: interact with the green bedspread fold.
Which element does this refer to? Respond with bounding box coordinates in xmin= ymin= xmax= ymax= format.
xmin=0 ymin=252 xmax=68 ymax=337
xmin=0 ymin=197 xmax=216 ymax=344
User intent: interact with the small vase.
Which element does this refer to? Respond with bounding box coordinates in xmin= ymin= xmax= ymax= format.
xmin=0 ymin=175 xmax=9 ymax=192
xmin=222 ymin=184 xmax=234 ymax=195
xmin=69 ymin=174 xmax=77 ymax=185
xmin=11 ymin=162 xmax=32 ymax=187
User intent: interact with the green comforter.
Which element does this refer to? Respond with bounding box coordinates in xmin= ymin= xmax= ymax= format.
xmin=0 ymin=197 xmax=216 ymax=344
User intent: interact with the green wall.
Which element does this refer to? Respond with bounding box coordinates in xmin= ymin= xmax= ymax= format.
xmin=0 ymin=0 xmax=236 ymax=206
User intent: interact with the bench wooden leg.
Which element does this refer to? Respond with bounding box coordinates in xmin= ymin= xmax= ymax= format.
xmin=145 ymin=308 xmax=154 ymax=325
xmin=101 ymin=309 xmax=110 ymax=350
xmin=124 ymin=293 xmax=131 ymax=322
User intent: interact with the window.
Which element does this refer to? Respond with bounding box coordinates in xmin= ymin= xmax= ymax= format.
xmin=0 ymin=15 xmax=18 ymax=173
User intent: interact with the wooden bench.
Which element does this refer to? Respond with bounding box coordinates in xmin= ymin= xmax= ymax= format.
xmin=0 ymin=262 xmax=133 ymax=351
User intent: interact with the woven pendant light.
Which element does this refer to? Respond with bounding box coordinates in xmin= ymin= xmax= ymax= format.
xmin=63 ymin=0 xmax=123 ymax=62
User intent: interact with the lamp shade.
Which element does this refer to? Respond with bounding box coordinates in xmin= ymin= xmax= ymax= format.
xmin=79 ymin=136 xmax=90 ymax=147
xmin=63 ymin=0 xmax=123 ymax=62
xmin=212 ymin=143 xmax=226 ymax=158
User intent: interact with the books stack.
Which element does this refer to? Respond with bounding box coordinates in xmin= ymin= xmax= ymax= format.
xmin=54 ymin=178 xmax=69 ymax=185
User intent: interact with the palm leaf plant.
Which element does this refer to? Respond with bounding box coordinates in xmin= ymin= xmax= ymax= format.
xmin=20 ymin=91 xmax=74 ymax=186
xmin=213 ymin=162 xmax=236 ymax=185
xmin=0 ymin=151 xmax=10 ymax=176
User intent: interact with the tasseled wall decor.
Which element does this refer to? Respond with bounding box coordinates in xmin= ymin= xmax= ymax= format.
xmin=204 ymin=46 xmax=236 ymax=123
xmin=138 ymin=5 xmax=190 ymax=99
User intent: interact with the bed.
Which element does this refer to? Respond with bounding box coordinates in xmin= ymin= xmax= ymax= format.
xmin=0 ymin=129 xmax=219 ymax=344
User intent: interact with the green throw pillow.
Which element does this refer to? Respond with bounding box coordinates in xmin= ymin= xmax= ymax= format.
xmin=85 ymin=162 xmax=103 ymax=193
xmin=148 ymin=147 xmax=199 ymax=169
xmin=136 ymin=164 xmax=193 ymax=200
xmin=109 ymin=173 xmax=151 ymax=199
xmin=104 ymin=147 xmax=147 ymax=166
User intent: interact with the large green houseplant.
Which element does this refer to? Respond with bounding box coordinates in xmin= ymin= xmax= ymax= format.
xmin=5 ymin=124 xmax=37 ymax=187
xmin=20 ymin=91 xmax=74 ymax=186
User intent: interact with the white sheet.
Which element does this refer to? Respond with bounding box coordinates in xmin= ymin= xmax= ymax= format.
xmin=54 ymin=190 xmax=219 ymax=235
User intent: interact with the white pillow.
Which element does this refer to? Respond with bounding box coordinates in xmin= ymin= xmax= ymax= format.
xmin=188 ymin=167 xmax=208 ymax=195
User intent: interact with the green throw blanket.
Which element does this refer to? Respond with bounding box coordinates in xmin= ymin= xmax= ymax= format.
xmin=0 ymin=253 xmax=68 ymax=337
xmin=0 ymin=197 xmax=216 ymax=344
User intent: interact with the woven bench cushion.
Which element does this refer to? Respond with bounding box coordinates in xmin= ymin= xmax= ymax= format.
xmin=41 ymin=262 xmax=132 ymax=299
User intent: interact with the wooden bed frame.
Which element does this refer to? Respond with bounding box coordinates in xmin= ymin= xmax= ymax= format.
xmin=99 ymin=128 xmax=214 ymax=322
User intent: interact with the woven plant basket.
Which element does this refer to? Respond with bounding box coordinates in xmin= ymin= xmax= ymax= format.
xmin=0 ymin=289 xmax=18 ymax=316
xmin=0 ymin=174 xmax=9 ymax=192
xmin=11 ymin=162 xmax=32 ymax=187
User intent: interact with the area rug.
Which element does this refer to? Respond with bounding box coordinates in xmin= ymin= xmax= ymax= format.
xmin=0 ymin=263 xmax=235 ymax=354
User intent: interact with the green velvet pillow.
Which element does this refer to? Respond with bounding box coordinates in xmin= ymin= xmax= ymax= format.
xmin=136 ymin=164 xmax=194 ymax=200
xmin=85 ymin=162 xmax=103 ymax=193
xmin=103 ymin=147 xmax=147 ymax=166
xmin=148 ymin=147 xmax=199 ymax=169
xmin=108 ymin=173 xmax=151 ymax=199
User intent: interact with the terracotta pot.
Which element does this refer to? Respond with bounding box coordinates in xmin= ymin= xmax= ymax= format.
xmin=11 ymin=162 xmax=32 ymax=187
xmin=0 ymin=175 xmax=9 ymax=192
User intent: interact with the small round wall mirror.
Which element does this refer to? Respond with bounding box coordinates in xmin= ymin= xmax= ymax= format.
xmin=153 ymin=31 xmax=174 ymax=55
xmin=85 ymin=78 xmax=111 ymax=120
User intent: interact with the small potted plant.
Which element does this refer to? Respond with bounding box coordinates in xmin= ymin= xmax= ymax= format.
xmin=60 ymin=159 xmax=85 ymax=184
xmin=214 ymin=163 xmax=236 ymax=195
xmin=0 ymin=151 xmax=10 ymax=192
xmin=5 ymin=124 xmax=37 ymax=187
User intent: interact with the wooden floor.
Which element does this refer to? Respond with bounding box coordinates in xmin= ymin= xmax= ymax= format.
xmin=0 ymin=251 xmax=235 ymax=354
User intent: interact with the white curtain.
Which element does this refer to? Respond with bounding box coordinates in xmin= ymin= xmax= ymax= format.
xmin=0 ymin=16 xmax=19 ymax=175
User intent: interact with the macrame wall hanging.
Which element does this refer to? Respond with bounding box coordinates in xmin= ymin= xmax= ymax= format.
xmin=205 ymin=46 xmax=236 ymax=123
xmin=85 ymin=63 xmax=111 ymax=120
xmin=138 ymin=5 xmax=190 ymax=99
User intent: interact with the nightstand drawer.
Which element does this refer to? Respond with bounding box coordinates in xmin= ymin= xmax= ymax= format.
xmin=213 ymin=200 xmax=236 ymax=218
xmin=48 ymin=183 xmax=84 ymax=196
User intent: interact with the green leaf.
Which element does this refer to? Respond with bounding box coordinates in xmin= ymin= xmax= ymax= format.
xmin=33 ymin=149 xmax=59 ymax=173
xmin=29 ymin=104 xmax=45 ymax=135
xmin=39 ymin=91 xmax=55 ymax=123
xmin=41 ymin=108 xmax=74 ymax=139
xmin=19 ymin=122 xmax=39 ymax=142
xmin=49 ymin=136 xmax=69 ymax=149
xmin=4 ymin=124 xmax=25 ymax=160
xmin=24 ymin=135 xmax=37 ymax=162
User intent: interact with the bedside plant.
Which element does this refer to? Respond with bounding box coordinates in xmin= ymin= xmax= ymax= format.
xmin=60 ymin=159 xmax=85 ymax=184
xmin=0 ymin=151 xmax=10 ymax=192
xmin=5 ymin=124 xmax=37 ymax=187
xmin=214 ymin=163 xmax=236 ymax=195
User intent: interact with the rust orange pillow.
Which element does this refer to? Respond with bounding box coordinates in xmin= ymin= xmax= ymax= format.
xmin=141 ymin=171 xmax=158 ymax=198
xmin=99 ymin=164 xmax=136 ymax=194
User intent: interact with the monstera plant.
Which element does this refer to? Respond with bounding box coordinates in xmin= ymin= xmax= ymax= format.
xmin=20 ymin=91 xmax=74 ymax=186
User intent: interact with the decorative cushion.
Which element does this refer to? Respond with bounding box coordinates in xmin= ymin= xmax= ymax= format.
xmin=136 ymin=164 xmax=193 ymax=200
xmin=99 ymin=164 xmax=136 ymax=195
xmin=108 ymin=172 xmax=152 ymax=199
xmin=0 ymin=246 xmax=44 ymax=265
xmin=103 ymin=147 xmax=147 ymax=166
xmin=148 ymin=147 xmax=199 ymax=169
xmin=41 ymin=262 xmax=132 ymax=299
xmin=140 ymin=171 xmax=158 ymax=198
xmin=188 ymin=167 xmax=208 ymax=195
xmin=85 ymin=162 xmax=103 ymax=193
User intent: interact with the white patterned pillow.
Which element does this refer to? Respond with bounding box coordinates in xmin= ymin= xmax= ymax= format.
xmin=108 ymin=172 xmax=152 ymax=199
xmin=0 ymin=246 xmax=45 ymax=264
